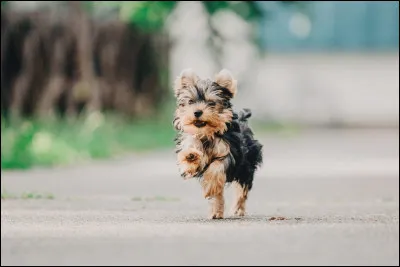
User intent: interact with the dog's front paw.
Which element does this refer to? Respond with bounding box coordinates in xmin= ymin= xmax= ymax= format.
xmin=177 ymin=149 xmax=202 ymax=179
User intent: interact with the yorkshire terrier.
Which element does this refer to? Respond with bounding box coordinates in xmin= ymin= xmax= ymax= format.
xmin=173 ymin=68 xmax=263 ymax=219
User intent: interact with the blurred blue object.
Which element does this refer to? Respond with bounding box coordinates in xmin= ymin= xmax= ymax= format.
xmin=257 ymin=1 xmax=399 ymax=52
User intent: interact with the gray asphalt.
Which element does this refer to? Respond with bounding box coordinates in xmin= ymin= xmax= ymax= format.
xmin=1 ymin=129 xmax=399 ymax=266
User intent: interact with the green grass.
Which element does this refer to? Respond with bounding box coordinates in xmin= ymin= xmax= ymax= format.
xmin=1 ymin=105 xmax=176 ymax=170
xmin=1 ymin=189 xmax=55 ymax=200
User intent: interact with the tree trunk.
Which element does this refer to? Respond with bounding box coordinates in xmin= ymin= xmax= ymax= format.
xmin=68 ymin=1 xmax=101 ymax=115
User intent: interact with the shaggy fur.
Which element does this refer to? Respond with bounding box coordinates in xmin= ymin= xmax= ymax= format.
xmin=173 ymin=68 xmax=263 ymax=219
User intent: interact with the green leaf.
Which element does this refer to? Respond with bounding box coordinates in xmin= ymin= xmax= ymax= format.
xmin=202 ymin=1 xmax=263 ymax=21
xmin=202 ymin=1 xmax=230 ymax=15
xmin=119 ymin=1 xmax=177 ymax=32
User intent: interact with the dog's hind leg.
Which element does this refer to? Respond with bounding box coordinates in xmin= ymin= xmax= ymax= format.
xmin=232 ymin=166 xmax=255 ymax=217
xmin=233 ymin=182 xmax=249 ymax=216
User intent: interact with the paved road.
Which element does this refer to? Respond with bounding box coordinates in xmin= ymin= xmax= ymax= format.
xmin=1 ymin=129 xmax=399 ymax=266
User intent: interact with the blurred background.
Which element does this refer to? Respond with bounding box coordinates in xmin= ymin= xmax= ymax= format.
xmin=1 ymin=1 xmax=399 ymax=170
xmin=2 ymin=3 xmax=399 ymax=265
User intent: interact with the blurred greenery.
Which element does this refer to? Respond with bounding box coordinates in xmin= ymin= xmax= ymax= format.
xmin=87 ymin=1 xmax=264 ymax=31
xmin=1 ymin=189 xmax=55 ymax=200
xmin=1 ymin=104 xmax=176 ymax=170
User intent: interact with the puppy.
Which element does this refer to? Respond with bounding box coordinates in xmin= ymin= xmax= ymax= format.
xmin=173 ymin=68 xmax=263 ymax=219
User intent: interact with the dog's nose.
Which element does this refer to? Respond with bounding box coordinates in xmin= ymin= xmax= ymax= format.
xmin=194 ymin=110 xmax=203 ymax=118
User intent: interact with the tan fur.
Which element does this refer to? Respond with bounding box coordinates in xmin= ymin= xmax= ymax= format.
xmin=202 ymin=160 xmax=226 ymax=219
xmin=176 ymin=133 xmax=229 ymax=219
xmin=215 ymin=69 xmax=238 ymax=97
xmin=173 ymin=68 xmax=236 ymax=137
xmin=176 ymin=133 xmax=230 ymax=180
xmin=177 ymin=147 xmax=204 ymax=180
xmin=173 ymin=68 xmax=199 ymax=97
xmin=233 ymin=182 xmax=248 ymax=216
xmin=176 ymin=133 xmax=209 ymax=179
xmin=211 ymin=194 xmax=225 ymax=220
xmin=176 ymin=103 xmax=233 ymax=138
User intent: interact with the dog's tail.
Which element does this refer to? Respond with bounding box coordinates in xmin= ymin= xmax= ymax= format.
xmin=238 ymin=108 xmax=252 ymax=122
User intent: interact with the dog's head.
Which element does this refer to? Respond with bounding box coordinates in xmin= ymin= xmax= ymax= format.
xmin=172 ymin=68 xmax=237 ymax=138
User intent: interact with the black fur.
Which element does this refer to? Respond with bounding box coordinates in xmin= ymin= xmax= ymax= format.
xmin=220 ymin=108 xmax=263 ymax=190
xmin=174 ymin=108 xmax=263 ymax=190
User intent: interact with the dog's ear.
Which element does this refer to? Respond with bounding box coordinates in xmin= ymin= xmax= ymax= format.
xmin=174 ymin=68 xmax=199 ymax=96
xmin=215 ymin=69 xmax=237 ymax=97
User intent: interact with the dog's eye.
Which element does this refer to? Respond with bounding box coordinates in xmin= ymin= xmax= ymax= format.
xmin=179 ymin=103 xmax=185 ymax=107
xmin=188 ymin=100 xmax=194 ymax=105
xmin=223 ymin=101 xmax=230 ymax=108
xmin=208 ymin=101 xmax=216 ymax=107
